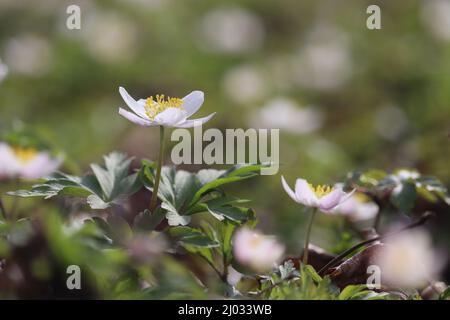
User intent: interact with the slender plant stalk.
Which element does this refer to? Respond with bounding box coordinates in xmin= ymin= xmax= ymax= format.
xmin=149 ymin=126 xmax=165 ymax=213
xmin=302 ymin=207 xmax=317 ymax=265
xmin=0 ymin=196 xmax=7 ymax=220
xmin=318 ymin=211 xmax=434 ymax=275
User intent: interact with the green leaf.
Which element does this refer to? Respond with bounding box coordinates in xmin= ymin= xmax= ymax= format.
xmin=439 ymin=286 xmax=450 ymax=300
xmin=390 ymin=181 xmax=417 ymax=214
xmin=170 ymin=226 xmax=220 ymax=248
xmin=133 ymin=208 xmax=166 ymax=231
xmin=338 ymin=285 xmax=369 ymax=300
xmin=8 ymin=152 xmax=142 ymax=210
xmin=166 ymin=210 xmax=191 ymax=226
xmin=207 ymin=206 xmax=255 ymax=223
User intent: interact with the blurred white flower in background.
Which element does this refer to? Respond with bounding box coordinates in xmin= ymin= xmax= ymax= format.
xmin=292 ymin=25 xmax=352 ymax=91
xmin=118 ymin=0 xmax=167 ymax=10
xmin=0 ymin=142 xmax=61 ymax=180
xmin=374 ymin=105 xmax=408 ymax=141
xmin=251 ymin=97 xmax=323 ymax=134
xmin=196 ymin=6 xmax=265 ymax=54
xmin=82 ymin=11 xmax=138 ymax=63
xmin=0 ymin=58 xmax=8 ymax=83
xmin=4 ymin=35 xmax=53 ymax=76
xmin=333 ymin=192 xmax=379 ymax=222
xmin=222 ymin=64 xmax=268 ymax=105
xmin=374 ymin=229 xmax=445 ymax=288
xmin=0 ymin=0 xmax=59 ymax=13
xmin=422 ymin=0 xmax=450 ymax=41
xmin=233 ymin=227 xmax=284 ymax=272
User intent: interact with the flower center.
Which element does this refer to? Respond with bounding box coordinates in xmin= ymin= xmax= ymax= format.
xmin=144 ymin=94 xmax=183 ymax=120
xmin=249 ymin=234 xmax=262 ymax=249
xmin=310 ymin=184 xmax=334 ymax=198
xmin=13 ymin=147 xmax=38 ymax=163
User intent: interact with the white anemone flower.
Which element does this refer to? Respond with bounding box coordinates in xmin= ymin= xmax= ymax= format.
xmin=374 ymin=229 xmax=444 ymax=289
xmin=118 ymin=87 xmax=215 ymax=128
xmin=0 ymin=142 xmax=61 ymax=180
xmin=233 ymin=227 xmax=284 ymax=272
xmin=281 ymin=176 xmax=354 ymax=212
xmin=333 ymin=193 xmax=379 ymax=222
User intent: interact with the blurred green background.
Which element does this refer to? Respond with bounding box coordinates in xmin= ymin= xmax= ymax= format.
xmin=1 ymin=0 xmax=449 ymax=254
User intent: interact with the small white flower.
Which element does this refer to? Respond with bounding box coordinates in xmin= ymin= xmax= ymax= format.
xmin=222 ymin=64 xmax=267 ymax=105
xmin=374 ymin=229 xmax=444 ymax=288
xmin=422 ymin=0 xmax=450 ymax=41
xmin=233 ymin=227 xmax=284 ymax=272
xmin=252 ymin=97 xmax=323 ymax=134
xmin=196 ymin=7 xmax=265 ymax=54
xmin=0 ymin=142 xmax=61 ymax=180
xmin=4 ymin=34 xmax=53 ymax=76
xmin=333 ymin=193 xmax=379 ymax=222
xmin=281 ymin=176 xmax=354 ymax=212
xmin=118 ymin=87 xmax=215 ymax=128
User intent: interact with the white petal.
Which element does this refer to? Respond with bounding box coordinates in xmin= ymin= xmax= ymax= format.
xmin=119 ymin=87 xmax=147 ymax=118
xmin=21 ymin=153 xmax=61 ymax=179
xmin=174 ymin=112 xmax=216 ymax=128
xmin=0 ymin=143 xmax=20 ymax=179
xmin=318 ymin=189 xmax=346 ymax=212
xmin=182 ymin=90 xmax=204 ymax=117
xmin=119 ymin=108 xmax=155 ymax=127
xmin=295 ymin=179 xmax=319 ymax=207
xmin=281 ymin=176 xmax=299 ymax=203
xmin=154 ymin=108 xmax=187 ymax=127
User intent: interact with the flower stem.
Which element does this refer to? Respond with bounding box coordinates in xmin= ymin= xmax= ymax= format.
xmin=149 ymin=126 xmax=165 ymax=213
xmin=0 ymin=196 xmax=7 ymax=220
xmin=302 ymin=207 xmax=317 ymax=265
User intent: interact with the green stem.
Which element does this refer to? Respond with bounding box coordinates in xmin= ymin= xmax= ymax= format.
xmin=149 ymin=126 xmax=165 ymax=213
xmin=302 ymin=207 xmax=317 ymax=265
xmin=0 ymin=196 xmax=7 ymax=220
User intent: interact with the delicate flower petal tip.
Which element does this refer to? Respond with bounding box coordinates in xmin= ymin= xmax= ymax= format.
xmin=174 ymin=112 xmax=216 ymax=128
xmin=118 ymin=87 xmax=147 ymax=118
xmin=0 ymin=143 xmax=20 ymax=179
xmin=294 ymin=178 xmax=319 ymax=207
xmin=119 ymin=108 xmax=155 ymax=127
xmin=281 ymin=176 xmax=298 ymax=202
xmin=153 ymin=107 xmax=187 ymax=127
xmin=182 ymin=90 xmax=204 ymax=117
xmin=317 ymin=188 xmax=346 ymax=211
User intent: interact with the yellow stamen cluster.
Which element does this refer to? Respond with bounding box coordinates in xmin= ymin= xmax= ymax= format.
xmin=13 ymin=147 xmax=38 ymax=163
xmin=145 ymin=94 xmax=183 ymax=119
xmin=249 ymin=234 xmax=262 ymax=249
xmin=310 ymin=184 xmax=334 ymax=197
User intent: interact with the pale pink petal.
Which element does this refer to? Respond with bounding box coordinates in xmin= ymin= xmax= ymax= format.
xmin=318 ymin=189 xmax=346 ymax=212
xmin=0 ymin=143 xmax=20 ymax=179
xmin=119 ymin=108 xmax=156 ymax=127
xmin=182 ymin=91 xmax=204 ymax=117
xmin=295 ymin=179 xmax=319 ymax=207
xmin=154 ymin=108 xmax=187 ymax=127
xmin=119 ymin=87 xmax=148 ymax=118
xmin=174 ymin=113 xmax=216 ymax=128
xmin=21 ymin=153 xmax=61 ymax=179
xmin=281 ymin=176 xmax=298 ymax=203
